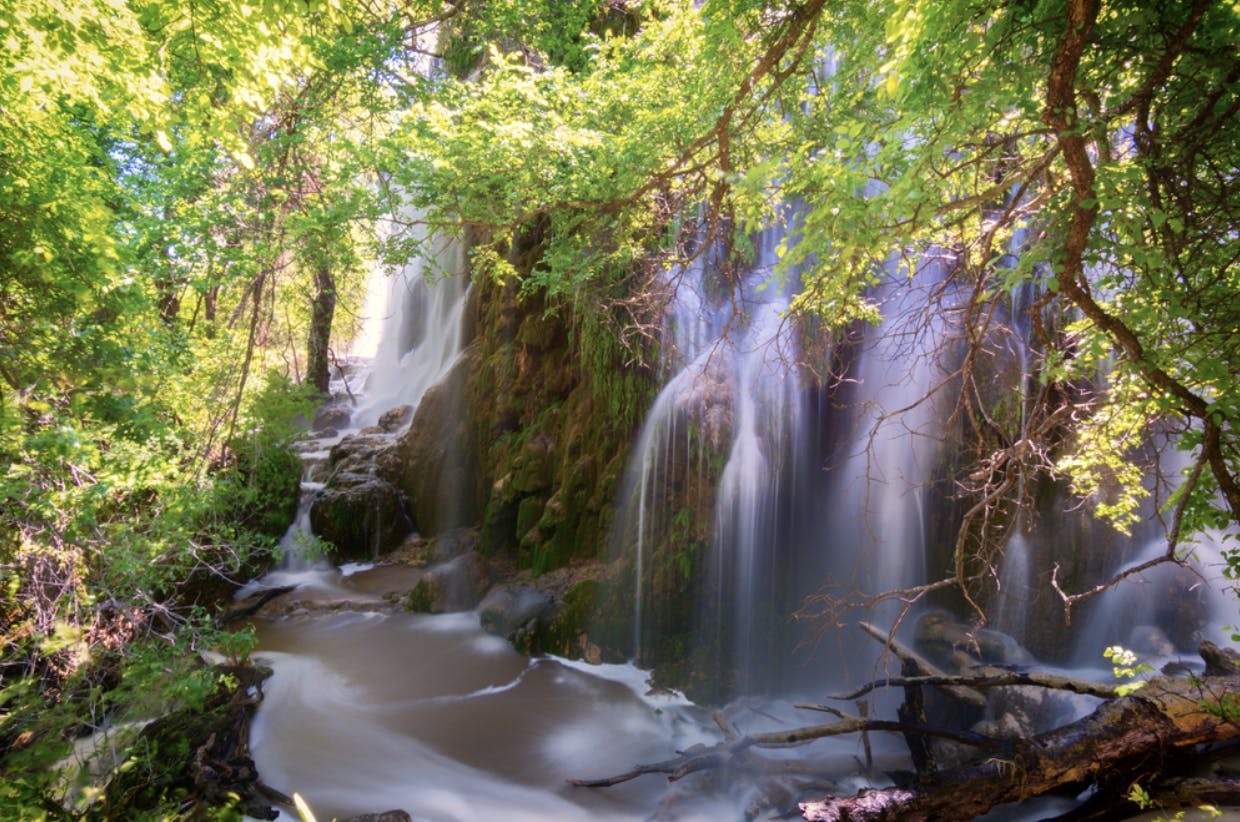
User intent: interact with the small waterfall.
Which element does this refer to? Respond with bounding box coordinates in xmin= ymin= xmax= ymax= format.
xmin=993 ymin=230 xmax=1039 ymax=640
xmin=241 ymin=220 xmax=469 ymax=592
xmin=612 ymin=226 xmax=806 ymax=693
xmin=351 ymin=230 xmax=469 ymax=429
xmin=820 ymin=261 xmax=953 ymax=616
xmin=709 ymin=296 xmax=801 ymax=691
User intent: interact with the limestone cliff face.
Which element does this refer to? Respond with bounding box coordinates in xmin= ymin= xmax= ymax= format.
xmin=394 ymin=348 xmax=482 ymax=537
xmin=462 ymin=271 xmax=655 ymax=574
xmin=369 ymin=218 xmax=656 ymax=585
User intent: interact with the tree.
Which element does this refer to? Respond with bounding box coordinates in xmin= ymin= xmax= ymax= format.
xmin=383 ymin=0 xmax=1240 ymax=609
xmin=0 ymin=1 xmax=446 ymax=813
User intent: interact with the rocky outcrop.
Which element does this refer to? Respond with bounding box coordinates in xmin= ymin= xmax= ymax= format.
xmin=309 ymin=476 xmax=408 ymax=560
xmin=302 ymin=225 xmax=661 ymax=678
xmin=305 ymin=397 xmax=430 ymax=559
xmin=406 ymin=552 xmax=490 ymax=613
xmin=465 ymin=268 xmax=655 ymax=575
xmin=477 ymin=584 xmax=556 ymax=645
xmin=393 ymin=352 xmax=481 ymax=538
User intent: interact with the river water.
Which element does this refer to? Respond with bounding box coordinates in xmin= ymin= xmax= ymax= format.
xmin=249 ymin=602 xmax=717 ymax=820
xmin=242 ymin=559 xmax=914 ymax=820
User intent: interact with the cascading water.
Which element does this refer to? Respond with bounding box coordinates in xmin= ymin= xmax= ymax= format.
xmin=612 ymin=231 xmax=996 ymax=698
xmin=238 ymin=200 xmax=1237 ymax=820
xmin=819 ymin=261 xmax=954 ymax=609
xmin=237 ymin=228 xmax=470 ymax=597
xmin=612 ymin=225 xmax=809 ymax=695
xmin=351 ymin=230 xmax=469 ymax=428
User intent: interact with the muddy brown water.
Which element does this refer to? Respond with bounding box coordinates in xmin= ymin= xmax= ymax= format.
xmin=245 ymin=576 xmax=740 ymax=821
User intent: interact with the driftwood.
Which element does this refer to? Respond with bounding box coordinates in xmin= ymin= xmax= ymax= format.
xmin=219 ymin=585 xmax=297 ymax=624
xmin=570 ymin=625 xmax=1240 ymax=821
xmin=569 ymin=631 xmax=1105 ymax=791
xmin=801 ymin=644 xmax=1240 ymax=820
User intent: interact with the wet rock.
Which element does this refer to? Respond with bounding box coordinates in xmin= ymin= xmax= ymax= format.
xmin=426 ymin=526 xmax=481 ymax=563
xmin=377 ymin=404 xmax=413 ymax=432
xmin=1141 ymin=565 xmax=1216 ymax=651
xmin=913 ymin=610 xmax=1035 ymax=671
xmin=309 ymin=478 xmax=408 ymax=560
xmin=1128 ymin=624 xmax=1176 ymax=657
xmin=1202 ymin=640 xmax=1240 ymax=677
xmin=329 ymin=430 xmax=401 ymax=480
xmin=478 ymin=585 xmax=554 ymax=643
xmin=339 ymin=812 xmax=413 ymax=822
xmin=405 ymin=552 xmax=490 ymax=613
xmin=395 ymin=352 xmax=480 ymax=536
xmin=312 ymin=405 xmax=352 ymax=432
xmin=512 ymin=434 xmax=554 ymax=494
xmin=539 ymin=578 xmax=615 ymax=663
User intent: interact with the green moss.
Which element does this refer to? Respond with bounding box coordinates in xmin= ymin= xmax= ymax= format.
xmin=407 ymin=579 xmax=435 ymax=613
xmin=572 ymin=306 xmax=657 ymax=435
xmin=540 ymin=579 xmax=599 ymax=655
xmin=516 ymin=496 xmax=544 ymax=537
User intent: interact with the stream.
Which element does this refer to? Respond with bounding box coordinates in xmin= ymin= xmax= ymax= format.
xmin=242 ymin=565 xmax=923 ymax=821
xmin=248 ymin=592 xmax=716 ymax=820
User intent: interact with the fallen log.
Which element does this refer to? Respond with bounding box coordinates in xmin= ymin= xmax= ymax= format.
xmin=567 ymin=714 xmax=997 ymax=789
xmin=219 ymin=585 xmax=297 ymax=624
xmin=857 ymin=621 xmax=986 ymax=709
xmin=801 ymin=644 xmax=1240 ymax=821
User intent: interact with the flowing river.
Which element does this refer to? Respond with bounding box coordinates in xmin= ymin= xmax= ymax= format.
xmin=242 ymin=567 xmax=919 ymax=820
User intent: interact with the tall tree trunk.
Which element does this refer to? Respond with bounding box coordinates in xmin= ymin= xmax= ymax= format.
xmin=305 ymin=258 xmax=336 ymax=396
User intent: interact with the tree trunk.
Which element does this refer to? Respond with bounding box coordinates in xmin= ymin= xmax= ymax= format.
xmin=801 ymin=662 xmax=1240 ymax=821
xmin=306 ymin=259 xmax=336 ymax=396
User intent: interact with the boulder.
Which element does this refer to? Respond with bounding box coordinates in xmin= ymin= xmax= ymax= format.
xmin=330 ymin=430 xmax=401 ymax=481
xmin=405 ymin=552 xmax=490 ymax=613
xmin=312 ymin=405 xmax=352 ymax=432
xmin=309 ymin=478 xmax=408 ymax=560
xmin=377 ymin=404 xmax=413 ymax=432
xmin=426 ymin=527 xmax=482 ymax=563
xmin=913 ymin=610 xmax=1035 ymax=671
xmin=478 ymin=585 xmax=555 ymax=643
xmin=339 ymin=812 xmax=413 ymax=822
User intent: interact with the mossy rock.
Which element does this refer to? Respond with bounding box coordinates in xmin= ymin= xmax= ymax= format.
xmin=407 ymin=578 xmax=435 ymax=613
xmin=539 ymin=579 xmax=600 ymax=657
xmin=308 ymin=478 xmax=408 ymax=560
xmin=515 ymin=496 xmax=545 ymax=537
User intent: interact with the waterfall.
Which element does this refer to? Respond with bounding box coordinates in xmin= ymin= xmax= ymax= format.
xmin=351 ymin=229 xmax=469 ymax=429
xmin=239 ymin=220 xmax=468 ymax=594
xmin=612 ymin=225 xmax=807 ymax=694
xmin=822 ymin=267 xmax=951 ymax=602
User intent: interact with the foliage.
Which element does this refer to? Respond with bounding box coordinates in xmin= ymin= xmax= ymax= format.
xmin=210 ymin=372 xmax=313 ymax=538
xmin=376 ymin=0 xmax=1240 ymax=604
xmin=1103 ymin=644 xmax=1152 ymax=696
xmin=1128 ymin=780 xmax=1223 ymax=821
xmin=0 ymin=0 xmax=451 ymax=815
